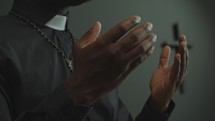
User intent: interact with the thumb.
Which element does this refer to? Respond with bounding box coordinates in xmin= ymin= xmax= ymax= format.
xmin=79 ymin=21 xmax=102 ymax=48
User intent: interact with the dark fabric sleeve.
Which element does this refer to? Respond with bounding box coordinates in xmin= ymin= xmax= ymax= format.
xmin=0 ymin=75 xmax=93 ymax=121
xmin=0 ymin=82 xmax=12 ymax=121
xmin=115 ymin=91 xmax=175 ymax=121
xmin=116 ymin=97 xmax=133 ymax=121
xmin=135 ymin=99 xmax=175 ymax=121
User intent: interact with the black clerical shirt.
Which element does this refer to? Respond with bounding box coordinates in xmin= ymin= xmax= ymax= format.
xmin=0 ymin=14 xmax=174 ymax=121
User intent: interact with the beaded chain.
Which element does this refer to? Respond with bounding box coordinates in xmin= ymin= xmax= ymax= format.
xmin=9 ymin=11 xmax=73 ymax=71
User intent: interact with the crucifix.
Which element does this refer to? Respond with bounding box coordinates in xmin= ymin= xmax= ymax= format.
xmin=162 ymin=23 xmax=192 ymax=94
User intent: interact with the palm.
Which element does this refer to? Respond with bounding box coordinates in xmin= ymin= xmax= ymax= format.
xmin=151 ymin=66 xmax=176 ymax=101
xmin=148 ymin=35 xmax=188 ymax=112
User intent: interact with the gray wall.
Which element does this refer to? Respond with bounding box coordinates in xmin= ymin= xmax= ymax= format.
xmin=1 ymin=0 xmax=215 ymax=121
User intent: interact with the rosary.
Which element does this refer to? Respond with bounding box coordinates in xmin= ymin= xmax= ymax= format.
xmin=9 ymin=11 xmax=74 ymax=71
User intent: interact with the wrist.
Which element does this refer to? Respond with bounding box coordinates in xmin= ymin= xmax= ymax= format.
xmin=148 ymin=95 xmax=170 ymax=113
xmin=65 ymin=75 xmax=93 ymax=106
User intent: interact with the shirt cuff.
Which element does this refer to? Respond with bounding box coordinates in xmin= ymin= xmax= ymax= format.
xmin=135 ymin=100 xmax=175 ymax=121
xmin=40 ymin=84 xmax=93 ymax=121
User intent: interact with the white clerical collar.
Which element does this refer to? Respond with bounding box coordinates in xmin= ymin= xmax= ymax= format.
xmin=45 ymin=15 xmax=67 ymax=31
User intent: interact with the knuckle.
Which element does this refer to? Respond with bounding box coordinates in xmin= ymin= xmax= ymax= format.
xmin=106 ymin=44 xmax=117 ymax=55
xmin=129 ymin=32 xmax=139 ymax=42
xmin=140 ymin=43 xmax=149 ymax=53
xmin=147 ymin=33 xmax=156 ymax=41
xmin=117 ymin=24 xmax=128 ymax=34
xmin=106 ymin=45 xmax=127 ymax=69
xmin=105 ymin=45 xmax=120 ymax=62
xmin=110 ymin=35 xmax=120 ymax=42
xmin=150 ymin=33 xmax=156 ymax=37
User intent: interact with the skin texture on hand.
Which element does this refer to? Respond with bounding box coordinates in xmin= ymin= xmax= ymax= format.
xmin=148 ymin=35 xmax=189 ymax=112
xmin=65 ymin=16 xmax=157 ymax=105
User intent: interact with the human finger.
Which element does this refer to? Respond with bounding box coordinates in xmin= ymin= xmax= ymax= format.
xmin=178 ymin=35 xmax=187 ymax=81
xmin=139 ymin=46 xmax=155 ymax=62
xmin=98 ymin=16 xmax=141 ymax=46
xmin=117 ymin=22 xmax=153 ymax=52
xmin=127 ymin=46 xmax=155 ymax=72
xmin=79 ymin=21 xmax=102 ymax=48
xmin=104 ymin=46 xmax=155 ymax=90
xmin=159 ymin=45 xmax=171 ymax=68
xmin=170 ymin=53 xmax=181 ymax=86
xmin=122 ymin=34 xmax=157 ymax=63
xmin=181 ymin=35 xmax=189 ymax=76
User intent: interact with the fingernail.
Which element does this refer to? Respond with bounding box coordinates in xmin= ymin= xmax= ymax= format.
xmin=134 ymin=16 xmax=141 ymax=24
xmin=182 ymin=35 xmax=186 ymax=40
xmin=149 ymin=46 xmax=155 ymax=54
xmin=180 ymin=35 xmax=186 ymax=41
xmin=183 ymin=35 xmax=187 ymax=45
xmin=147 ymin=22 xmax=153 ymax=31
xmin=143 ymin=22 xmax=153 ymax=33
xmin=143 ymin=42 xmax=151 ymax=51
xmin=179 ymin=35 xmax=187 ymax=45
xmin=143 ymin=34 xmax=157 ymax=51
xmin=93 ymin=21 xmax=99 ymax=28
xmin=151 ymin=34 xmax=157 ymax=43
xmin=179 ymin=37 xmax=183 ymax=42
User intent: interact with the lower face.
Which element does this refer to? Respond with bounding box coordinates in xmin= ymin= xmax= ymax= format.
xmin=66 ymin=0 xmax=90 ymax=6
xmin=46 ymin=0 xmax=90 ymax=7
